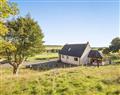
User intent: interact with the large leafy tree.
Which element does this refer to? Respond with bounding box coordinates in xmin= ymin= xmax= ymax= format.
xmin=109 ymin=37 xmax=120 ymax=52
xmin=0 ymin=0 xmax=18 ymax=58
xmin=0 ymin=0 xmax=18 ymax=36
xmin=0 ymin=15 xmax=44 ymax=74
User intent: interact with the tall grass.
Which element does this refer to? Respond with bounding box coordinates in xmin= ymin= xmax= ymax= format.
xmin=0 ymin=64 xmax=120 ymax=95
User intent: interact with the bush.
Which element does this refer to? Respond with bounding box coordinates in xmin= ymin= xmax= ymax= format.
xmin=102 ymin=48 xmax=110 ymax=55
xmin=110 ymin=54 xmax=120 ymax=60
xmin=98 ymin=48 xmax=103 ymax=51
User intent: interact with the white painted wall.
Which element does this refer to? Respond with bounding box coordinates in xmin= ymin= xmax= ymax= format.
xmin=60 ymin=54 xmax=67 ymax=63
xmin=60 ymin=54 xmax=80 ymax=65
xmin=80 ymin=43 xmax=91 ymax=65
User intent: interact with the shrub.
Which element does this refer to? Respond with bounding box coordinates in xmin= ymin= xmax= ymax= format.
xmin=102 ymin=48 xmax=110 ymax=55
xmin=95 ymin=82 xmax=105 ymax=92
xmin=110 ymin=54 xmax=120 ymax=60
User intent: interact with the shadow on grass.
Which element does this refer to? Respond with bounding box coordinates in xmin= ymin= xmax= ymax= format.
xmin=26 ymin=60 xmax=77 ymax=71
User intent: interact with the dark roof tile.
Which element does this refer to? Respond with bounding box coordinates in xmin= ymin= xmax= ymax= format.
xmin=88 ymin=50 xmax=103 ymax=58
xmin=59 ymin=43 xmax=88 ymax=57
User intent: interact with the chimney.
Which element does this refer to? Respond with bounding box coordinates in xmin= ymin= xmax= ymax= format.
xmin=87 ymin=41 xmax=89 ymax=44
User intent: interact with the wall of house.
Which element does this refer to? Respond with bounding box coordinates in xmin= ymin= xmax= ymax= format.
xmin=60 ymin=54 xmax=80 ymax=65
xmin=80 ymin=43 xmax=91 ymax=65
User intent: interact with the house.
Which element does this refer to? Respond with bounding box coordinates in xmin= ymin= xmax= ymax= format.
xmin=59 ymin=42 xmax=103 ymax=65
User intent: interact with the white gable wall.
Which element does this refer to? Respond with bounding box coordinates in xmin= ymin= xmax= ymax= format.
xmin=80 ymin=43 xmax=91 ymax=65
xmin=60 ymin=55 xmax=80 ymax=65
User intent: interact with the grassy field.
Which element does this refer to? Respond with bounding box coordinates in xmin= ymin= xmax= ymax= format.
xmin=0 ymin=63 xmax=120 ymax=95
xmin=45 ymin=45 xmax=62 ymax=50
xmin=28 ymin=53 xmax=59 ymax=61
xmin=27 ymin=45 xmax=62 ymax=61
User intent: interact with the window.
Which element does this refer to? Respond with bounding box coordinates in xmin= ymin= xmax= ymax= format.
xmin=67 ymin=56 xmax=69 ymax=59
xmin=62 ymin=55 xmax=64 ymax=58
xmin=74 ymin=58 xmax=78 ymax=61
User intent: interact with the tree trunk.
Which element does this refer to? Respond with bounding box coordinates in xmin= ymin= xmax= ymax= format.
xmin=97 ymin=62 xmax=99 ymax=68
xmin=13 ymin=66 xmax=19 ymax=75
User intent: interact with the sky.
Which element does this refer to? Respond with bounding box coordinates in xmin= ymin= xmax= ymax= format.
xmin=10 ymin=0 xmax=119 ymax=47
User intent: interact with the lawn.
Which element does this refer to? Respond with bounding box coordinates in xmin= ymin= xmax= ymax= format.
xmin=28 ymin=53 xmax=59 ymax=61
xmin=0 ymin=63 xmax=120 ymax=95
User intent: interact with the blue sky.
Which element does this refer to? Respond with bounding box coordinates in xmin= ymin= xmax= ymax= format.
xmin=10 ymin=0 xmax=119 ymax=47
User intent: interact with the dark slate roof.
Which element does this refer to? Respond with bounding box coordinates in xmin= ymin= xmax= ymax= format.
xmin=88 ymin=50 xmax=103 ymax=59
xmin=59 ymin=43 xmax=88 ymax=57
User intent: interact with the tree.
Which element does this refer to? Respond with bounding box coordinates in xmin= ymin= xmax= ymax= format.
xmin=0 ymin=0 xmax=19 ymax=36
xmin=102 ymin=48 xmax=110 ymax=55
xmin=98 ymin=48 xmax=103 ymax=51
xmin=0 ymin=0 xmax=18 ymax=73
xmin=109 ymin=37 xmax=120 ymax=52
xmin=0 ymin=15 xmax=44 ymax=74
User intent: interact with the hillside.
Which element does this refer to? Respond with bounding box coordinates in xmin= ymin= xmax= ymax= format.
xmin=45 ymin=45 xmax=63 ymax=50
xmin=1 ymin=64 xmax=120 ymax=95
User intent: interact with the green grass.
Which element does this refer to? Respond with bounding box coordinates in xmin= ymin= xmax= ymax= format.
xmin=1 ymin=64 xmax=120 ymax=95
xmin=28 ymin=53 xmax=58 ymax=61
xmin=113 ymin=59 xmax=120 ymax=64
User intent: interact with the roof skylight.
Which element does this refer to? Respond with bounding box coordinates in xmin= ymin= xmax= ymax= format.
xmin=68 ymin=48 xmax=71 ymax=51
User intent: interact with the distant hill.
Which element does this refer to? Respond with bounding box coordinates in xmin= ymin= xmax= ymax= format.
xmin=45 ymin=45 xmax=63 ymax=47
xmin=45 ymin=45 xmax=63 ymax=50
xmin=45 ymin=45 xmax=108 ymax=51
xmin=92 ymin=47 xmax=107 ymax=50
